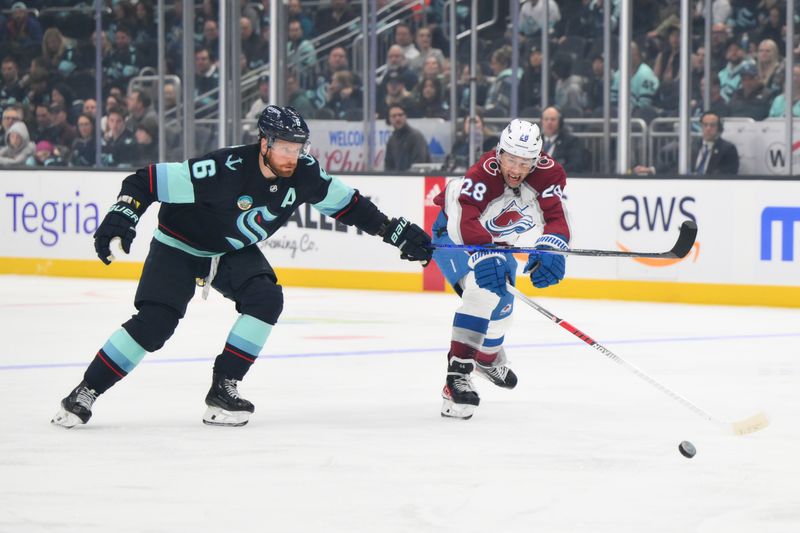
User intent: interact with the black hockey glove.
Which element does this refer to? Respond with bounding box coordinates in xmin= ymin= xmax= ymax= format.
xmin=381 ymin=217 xmax=433 ymax=266
xmin=94 ymin=198 xmax=144 ymax=265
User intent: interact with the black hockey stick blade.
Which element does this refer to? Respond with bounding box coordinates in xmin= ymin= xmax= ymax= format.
xmin=429 ymin=220 xmax=698 ymax=259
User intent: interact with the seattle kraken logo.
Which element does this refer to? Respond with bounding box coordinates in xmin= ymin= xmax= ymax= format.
xmin=237 ymin=195 xmax=253 ymax=210
xmin=226 ymin=206 xmax=278 ymax=249
xmin=485 ymin=201 xmax=535 ymax=237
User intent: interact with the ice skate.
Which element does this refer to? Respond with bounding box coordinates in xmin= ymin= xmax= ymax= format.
xmin=441 ymin=357 xmax=480 ymax=420
xmin=475 ymin=351 xmax=518 ymax=389
xmin=203 ymin=372 xmax=255 ymax=427
xmin=51 ymin=382 xmax=98 ymax=428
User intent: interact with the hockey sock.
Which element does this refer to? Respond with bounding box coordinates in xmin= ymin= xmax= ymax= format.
xmin=213 ymin=314 xmax=273 ymax=380
xmin=475 ymin=349 xmax=498 ymax=365
xmin=84 ymin=328 xmax=147 ymax=394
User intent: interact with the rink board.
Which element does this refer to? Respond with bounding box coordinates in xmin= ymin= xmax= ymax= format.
xmin=1 ymin=170 xmax=799 ymax=307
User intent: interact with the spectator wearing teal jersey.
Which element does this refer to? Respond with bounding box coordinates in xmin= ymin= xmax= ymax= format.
xmin=611 ymin=42 xmax=659 ymax=110
xmin=768 ymin=65 xmax=800 ymax=118
xmin=718 ymin=39 xmax=753 ymax=103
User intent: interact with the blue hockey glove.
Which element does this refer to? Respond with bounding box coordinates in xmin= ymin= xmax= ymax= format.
xmin=469 ymin=251 xmax=513 ymax=297
xmin=94 ymin=198 xmax=144 ymax=265
xmin=381 ymin=217 xmax=433 ymax=266
xmin=524 ymin=234 xmax=568 ymax=289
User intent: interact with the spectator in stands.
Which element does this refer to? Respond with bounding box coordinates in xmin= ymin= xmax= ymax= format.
xmin=108 ymin=0 xmax=137 ymax=42
xmin=709 ymin=22 xmax=731 ymax=72
xmin=125 ymin=89 xmax=157 ymax=135
xmin=0 ymin=119 xmax=35 ymax=167
xmin=194 ymin=47 xmax=219 ymax=116
xmin=692 ymin=73 xmax=730 ymax=119
xmin=380 ymin=45 xmax=418 ymax=92
xmin=754 ymin=6 xmax=785 ymax=52
xmin=40 ymin=28 xmax=79 ymax=80
xmin=0 ymin=104 xmax=23 ymax=148
xmin=551 ymin=53 xmax=587 ymax=112
xmin=540 ymin=105 xmax=586 ymax=173
xmin=133 ymin=0 xmax=158 ymax=47
xmin=284 ymin=71 xmax=314 ymax=119
xmin=241 ymin=16 xmax=267 ymax=71
xmin=585 ymin=53 xmax=605 ymax=114
xmin=68 ymin=113 xmax=96 ymax=167
xmin=420 ymin=55 xmax=446 ymax=86
xmin=101 ymin=94 xmax=124 ymax=139
xmin=314 ymin=0 xmax=357 ymax=46
xmin=288 ymin=0 xmax=314 ymax=40
xmin=653 ymin=25 xmax=680 ymax=85
xmin=768 ymin=64 xmax=800 ymax=118
xmin=287 ymin=19 xmax=317 ymax=90
xmin=484 ymin=46 xmax=516 ymax=115
xmin=394 ymin=23 xmax=420 ymax=63
xmin=3 ymin=2 xmax=43 ymax=51
xmin=728 ymin=62 xmax=770 ymax=120
xmin=199 ymin=19 xmax=220 ymax=64
xmin=162 ymin=83 xmax=177 ymax=114
xmin=49 ymin=83 xmax=78 ymax=124
xmin=104 ymin=25 xmax=143 ymax=92
xmin=384 ymin=104 xmax=430 ymax=171
xmin=756 ymin=39 xmax=784 ymax=99
xmin=450 ymin=113 xmax=499 ymax=169
xmin=322 ymin=70 xmax=362 ymax=120
xmin=520 ymin=47 xmax=544 ymax=111
xmin=378 ymin=70 xmax=418 ymax=119
xmin=132 ymin=116 xmax=158 ymax=167
xmin=48 ymin=103 xmax=77 ymax=154
xmin=519 ymin=0 xmax=561 ymax=39
xmin=312 ymin=46 xmax=351 ymax=109
xmin=718 ymin=38 xmax=752 ymax=103
xmin=611 ymin=42 xmax=659 ymax=111
xmin=408 ymin=27 xmax=445 ymax=76
xmin=243 ymin=75 xmax=269 ymax=141
xmin=26 ymin=139 xmax=64 ymax=167
xmin=23 ymin=68 xmax=50 ymax=110
xmin=456 ymin=62 xmax=490 ymax=113
xmin=415 ymin=77 xmax=449 ymax=120
xmin=83 ymin=98 xmax=97 ymax=118
xmin=31 ymin=103 xmax=54 ymax=143
xmin=1 ymin=56 xmax=25 ymax=110
xmin=101 ymin=108 xmax=136 ymax=167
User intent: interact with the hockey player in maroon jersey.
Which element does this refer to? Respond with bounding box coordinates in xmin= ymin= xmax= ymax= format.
xmin=431 ymin=119 xmax=572 ymax=419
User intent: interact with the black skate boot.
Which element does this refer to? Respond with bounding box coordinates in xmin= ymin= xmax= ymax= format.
xmin=51 ymin=381 xmax=98 ymax=428
xmin=475 ymin=360 xmax=518 ymax=389
xmin=203 ymin=372 xmax=255 ymax=427
xmin=441 ymin=357 xmax=480 ymax=420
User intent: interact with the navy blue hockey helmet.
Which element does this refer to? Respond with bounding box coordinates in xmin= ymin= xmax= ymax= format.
xmin=257 ymin=105 xmax=310 ymax=153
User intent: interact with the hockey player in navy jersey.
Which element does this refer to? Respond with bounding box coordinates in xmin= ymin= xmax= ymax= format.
xmin=52 ymin=105 xmax=432 ymax=428
xmin=432 ymin=119 xmax=572 ymax=419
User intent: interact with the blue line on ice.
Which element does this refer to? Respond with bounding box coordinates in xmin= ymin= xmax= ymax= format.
xmin=2 ymin=331 xmax=799 ymax=372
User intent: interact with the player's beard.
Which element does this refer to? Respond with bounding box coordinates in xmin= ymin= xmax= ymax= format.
xmin=262 ymin=149 xmax=297 ymax=178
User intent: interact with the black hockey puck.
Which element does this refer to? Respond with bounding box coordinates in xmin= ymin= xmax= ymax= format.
xmin=678 ymin=440 xmax=696 ymax=458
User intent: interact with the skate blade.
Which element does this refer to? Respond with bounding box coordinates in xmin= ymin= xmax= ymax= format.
xmin=203 ymin=406 xmax=250 ymax=427
xmin=51 ymin=408 xmax=84 ymax=428
xmin=440 ymin=398 xmax=476 ymax=420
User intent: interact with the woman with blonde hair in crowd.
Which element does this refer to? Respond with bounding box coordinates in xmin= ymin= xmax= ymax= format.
xmin=756 ymin=39 xmax=784 ymax=99
xmin=40 ymin=27 xmax=79 ymax=79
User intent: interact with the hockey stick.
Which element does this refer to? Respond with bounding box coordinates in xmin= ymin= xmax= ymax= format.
xmin=506 ymin=284 xmax=769 ymax=436
xmin=431 ymin=220 xmax=698 ymax=259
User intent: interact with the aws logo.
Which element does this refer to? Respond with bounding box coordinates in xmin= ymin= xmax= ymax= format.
xmin=619 ymin=195 xmax=700 ymax=266
xmin=485 ymin=201 xmax=536 ymax=237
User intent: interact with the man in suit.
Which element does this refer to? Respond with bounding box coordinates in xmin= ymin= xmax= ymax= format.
xmin=691 ymin=110 xmax=739 ymax=175
xmin=634 ymin=110 xmax=738 ymax=175
xmin=540 ymin=106 xmax=586 ymax=173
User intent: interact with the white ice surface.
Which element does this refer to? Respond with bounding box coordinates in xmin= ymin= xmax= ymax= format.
xmin=0 ymin=275 xmax=798 ymax=533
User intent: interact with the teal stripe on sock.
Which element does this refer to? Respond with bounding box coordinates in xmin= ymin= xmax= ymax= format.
xmin=101 ymin=328 xmax=147 ymax=374
xmin=226 ymin=315 xmax=272 ymax=355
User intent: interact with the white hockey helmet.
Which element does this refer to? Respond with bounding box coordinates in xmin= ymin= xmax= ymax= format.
xmin=496 ymin=119 xmax=542 ymax=161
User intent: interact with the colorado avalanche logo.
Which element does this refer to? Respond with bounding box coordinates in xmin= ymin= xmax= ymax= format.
xmin=485 ymin=202 xmax=536 ymax=237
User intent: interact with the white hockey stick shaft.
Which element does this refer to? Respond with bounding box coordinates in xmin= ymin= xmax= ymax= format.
xmin=507 ymin=285 xmax=768 ymax=436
